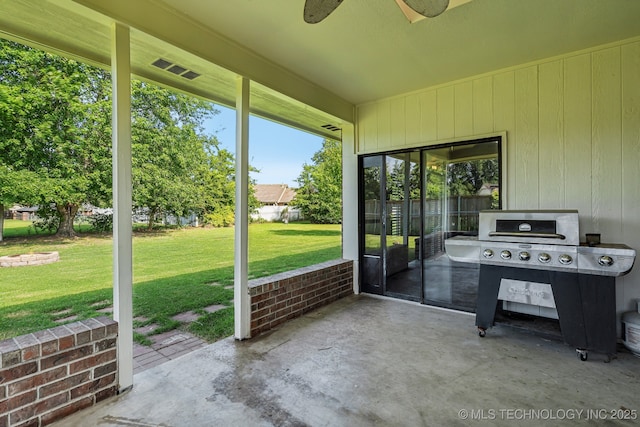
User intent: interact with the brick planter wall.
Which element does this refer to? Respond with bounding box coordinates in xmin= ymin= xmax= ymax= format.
xmin=249 ymin=259 xmax=353 ymax=337
xmin=0 ymin=317 xmax=118 ymax=426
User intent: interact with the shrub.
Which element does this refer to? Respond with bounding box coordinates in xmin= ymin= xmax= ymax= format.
xmin=89 ymin=212 xmax=113 ymax=232
xmin=203 ymin=205 xmax=235 ymax=227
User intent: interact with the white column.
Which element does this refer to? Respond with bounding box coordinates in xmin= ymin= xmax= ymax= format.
xmin=341 ymin=123 xmax=359 ymax=293
xmin=234 ymin=76 xmax=251 ymax=339
xmin=111 ymin=22 xmax=133 ymax=391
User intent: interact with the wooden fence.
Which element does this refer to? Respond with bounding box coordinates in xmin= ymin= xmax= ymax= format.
xmin=363 ymin=195 xmax=492 ymax=236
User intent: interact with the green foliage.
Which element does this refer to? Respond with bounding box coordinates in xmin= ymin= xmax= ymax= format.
xmin=130 ymin=82 xmax=218 ymax=229
xmin=88 ymin=212 xmax=113 ymax=233
xmin=203 ymin=205 xmax=235 ymax=227
xmin=1 ymin=39 xmax=246 ymax=235
xmin=0 ymin=39 xmax=112 ymax=237
xmin=447 ymin=159 xmax=499 ymax=196
xmin=32 ymin=209 xmax=60 ymax=234
xmin=188 ymin=307 xmax=234 ymax=342
xmin=293 ymin=139 xmax=342 ymax=224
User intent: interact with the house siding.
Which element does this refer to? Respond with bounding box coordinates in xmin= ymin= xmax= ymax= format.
xmin=355 ymin=37 xmax=640 ymax=323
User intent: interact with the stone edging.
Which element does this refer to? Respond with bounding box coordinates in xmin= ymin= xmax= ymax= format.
xmin=0 ymin=252 xmax=60 ymax=267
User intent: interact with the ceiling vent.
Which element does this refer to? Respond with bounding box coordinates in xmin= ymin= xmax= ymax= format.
xmin=152 ymin=58 xmax=201 ymax=80
xmin=321 ymin=124 xmax=341 ymax=132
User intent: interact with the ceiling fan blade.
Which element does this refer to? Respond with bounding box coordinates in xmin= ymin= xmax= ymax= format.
xmin=402 ymin=0 xmax=450 ymax=18
xmin=304 ymin=0 xmax=344 ymax=24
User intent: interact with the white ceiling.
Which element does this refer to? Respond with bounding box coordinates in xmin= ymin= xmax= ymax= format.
xmin=159 ymin=0 xmax=640 ymax=104
xmin=1 ymin=0 xmax=640 ymax=137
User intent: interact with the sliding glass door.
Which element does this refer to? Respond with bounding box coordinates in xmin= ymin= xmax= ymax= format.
xmin=359 ymin=137 xmax=502 ymax=311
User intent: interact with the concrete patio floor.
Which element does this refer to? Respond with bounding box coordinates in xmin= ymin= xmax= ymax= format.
xmin=54 ymin=294 xmax=640 ymax=426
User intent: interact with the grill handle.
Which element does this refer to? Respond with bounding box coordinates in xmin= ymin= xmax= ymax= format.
xmin=488 ymin=232 xmax=566 ymax=240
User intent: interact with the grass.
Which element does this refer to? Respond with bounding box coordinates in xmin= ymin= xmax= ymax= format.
xmin=0 ymin=220 xmax=341 ymax=342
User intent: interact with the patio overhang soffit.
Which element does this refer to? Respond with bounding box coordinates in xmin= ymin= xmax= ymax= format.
xmin=0 ymin=0 xmax=351 ymax=141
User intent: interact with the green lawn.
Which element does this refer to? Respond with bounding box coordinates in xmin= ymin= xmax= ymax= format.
xmin=0 ymin=220 xmax=342 ymax=341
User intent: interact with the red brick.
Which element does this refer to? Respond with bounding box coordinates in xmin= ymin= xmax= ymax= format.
xmin=39 ymin=372 xmax=90 ymax=398
xmin=0 ymin=362 xmax=38 ymax=384
xmin=252 ymin=307 xmax=270 ymax=320
xmin=70 ymin=373 xmax=116 ymax=399
xmin=275 ymin=292 xmax=292 ymax=303
xmin=0 ymin=414 xmax=6 ymax=427
xmin=49 ymin=325 xmax=75 ymax=350
xmin=82 ymin=318 xmax=107 ymax=341
xmin=69 ymin=349 xmax=116 ymax=375
xmin=41 ymin=345 xmax=93 ymax=370
xmin=256 ymin=298 xmax=275 ymax=310
xmin=63 ymin=322 xmax=91 ymax=346
xmin=1 ymin=349 xmax=21 ymax=369
xmin=273 ymin=301 xmax=288 ymax=312
xmin=32 ymin=330 xmax=58 ymax=356
xmin=13 ymin=335 xmax=40 ymax=362
xmin=0 ymin=390 xmax=37 ymax=413
xmin=251 ymin=293 xmax=268 ymax=303
xmin=0 ymin=338 xmax=19 ymax=355
xmin=7 ymin=366 xmax=66 ymax=396
xmin=94 ymin=361 xmax=117 ymax=378
xmin=104 ymin=322 xmax=118 ymax=338
xmin=94 ymin=338 xmax=116 ymax=352
xmin=95 ymin=385 xmax=117 ymax=404
xmin=1 ymin=384 xmax=5 ymax=399
xmin=10 ymin=391 xmax=68 ymax=423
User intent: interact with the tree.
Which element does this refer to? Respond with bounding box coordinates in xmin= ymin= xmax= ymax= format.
xmin=293 ymin=139 xmax=342 ymax=224
xmin=1 ymin=40 xmax=242 ymax=236
xmin=0 ymin=39 xmax=112 ymax=237
xmin=447 ymin=158 xmax=499 ymax=196
xmin=0 ymin=166 xmax=42 ymax=241
xmin=130 ymin=81 xmax=216 ymax=230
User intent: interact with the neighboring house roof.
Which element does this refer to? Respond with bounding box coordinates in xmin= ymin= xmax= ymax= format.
xmin=14 ymin=205 xmax=38 ymax=213
xmin=254 ymin=184 xmax=296 ymax=205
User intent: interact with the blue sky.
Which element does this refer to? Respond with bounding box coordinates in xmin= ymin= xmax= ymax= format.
xmin=204 ymin=105 xmax=324 ymax=188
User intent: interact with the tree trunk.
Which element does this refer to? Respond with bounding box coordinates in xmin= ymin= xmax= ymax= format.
xmin=56 ymin=203 xmax=79 ymax=238
xmin=147 ymin=207 xmax=157 ymax=231
xmin=0 ymin=204 xmax=4 ymax=242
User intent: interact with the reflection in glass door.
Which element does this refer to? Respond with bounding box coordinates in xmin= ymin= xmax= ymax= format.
xmin=421 ymin=141 xmax=500 ymax=311
xmin=384 ymin=152 xmax=421 ymax=301
xmin=361 ymin=156 xmax=384 ymax=294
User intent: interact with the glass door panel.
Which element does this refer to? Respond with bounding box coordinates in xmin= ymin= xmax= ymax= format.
xmin=421 ymin=141 xmax=500 ymax=311
xmin=384 ymin=152 xmax=421 ymax=301
xmin=361 ymin=156 xmax=384 ymax=294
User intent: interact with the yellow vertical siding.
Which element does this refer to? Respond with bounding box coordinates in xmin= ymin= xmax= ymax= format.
xmin=355 ymin=37 xmax=640 ymax=316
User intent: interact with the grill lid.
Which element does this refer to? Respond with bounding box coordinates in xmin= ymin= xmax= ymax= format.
xmin=479 ymin=210 xmax=580 ymax=246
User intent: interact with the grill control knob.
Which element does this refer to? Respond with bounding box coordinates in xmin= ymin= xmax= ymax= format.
xmin=598 ymin=255 xmax=614 ymax=267
xmin=538 ymin=253 xmax=551 ymax=263
xmin=500 ymin=250 xmax=512 ymax=260
xmin=483 ymin=249 xmax=494 ymax=259
xmin=519 ymin=251 xmax=531 ymax=261
xmin=559 ymin=254 xmax=573 ymax=265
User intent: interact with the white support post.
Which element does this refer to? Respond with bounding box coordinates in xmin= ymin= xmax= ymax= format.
xmin=234 ymin=76 xmax=251 ymax=339
xmin=341 ymin=123 xmax=359 ymax=293
xmin=111 ymin=22 xmax=133 ymax=391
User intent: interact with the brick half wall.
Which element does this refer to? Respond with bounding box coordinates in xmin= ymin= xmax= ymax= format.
xmin=249 ymin=259 xmax=354 ymax=337
xmin=0 ymin=317 xmax=118 ymax=426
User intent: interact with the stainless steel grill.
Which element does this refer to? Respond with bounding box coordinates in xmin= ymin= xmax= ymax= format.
xmin=445 ymin=209 xmax=636 ymax=361
xmin=447 ymin=210 xmax=635 ymax=276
